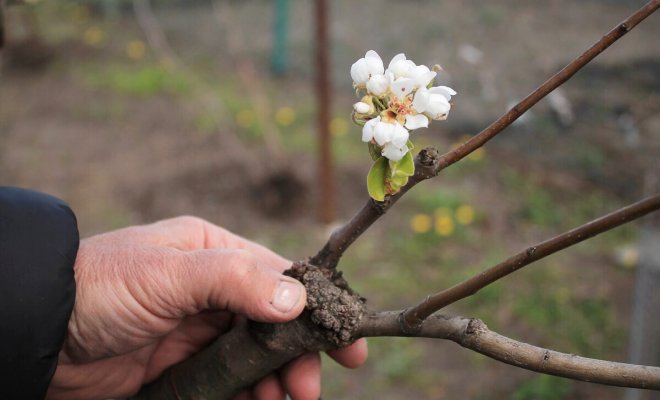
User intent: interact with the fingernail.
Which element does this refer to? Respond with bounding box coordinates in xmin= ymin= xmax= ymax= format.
xmin=272 ymin=280 xmax=302 ymax=313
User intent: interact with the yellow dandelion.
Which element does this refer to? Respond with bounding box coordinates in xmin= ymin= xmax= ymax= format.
xmin=616 ymin=246 xmax=639 ymax=269
xmin=455 ymin=204 xmax=475 ymax=225
xmin=126 ymin=40 xmax=146 ymax=60
xmin=410 ymin=213 xmax=432 ymax=234
xmin=274 ymin=107 xmax=296 ymax=127
xmin=468 ymin=147 xmax=485 ymax=162
xmin=235 ymin=109 xmax=256 ymax=129
xmin=330 ymin=117 xmax=348 ymax=137
xmin=83 ymin=26 xmax=104 ymax=48
xmin=435 ymin=214 xmax=455 ymax=237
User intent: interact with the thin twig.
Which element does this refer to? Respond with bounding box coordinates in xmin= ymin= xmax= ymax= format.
xmin=311 ymin=0 xmax=660 ymax=269
xmin=132 ymin=0 xmax=178 ymax=67
xmin=399 ymin=194 xmax=660 ymax=331
xmin=434 ymin=0 xmax=660 ymax=173
xmin=360 ymin=311 xmax=660 ymax=390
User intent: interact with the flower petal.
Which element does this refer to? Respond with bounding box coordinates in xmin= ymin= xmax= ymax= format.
xmin=425 ymin=95 xmax=451 ymax=120
xmin=391 ymin=123 xmax=410 ymax=148
xmin=373 ymin=120 xmax=395 ymax=146
xmin=365 ymin=50 xmax=384 ymax=75
xmin=390 ymin=77 xmax=414 ymax=99
xmin=361 ymin=117 xmax=379 ymax=142
xmin=429 ymin=86 xmax=457 ymax=100
xmin=409 ymin=65 xmax=436 ymax=89
xmin=350 ymin=58 xmax=369 ymax=85
xmin=388 ymin=53 xmax=407 ymax=70
xmin=387 ymin=53 xmax=416 ymax=79
xmin=412 ymin=86 xmax=430 ymax=113
xmin=366 ymin=74 xmax=389 ymax=97
xmin=381 ymin=143 xmax=408 ymax=161
xmin=405 ymin=114 xmax=429 ymax=130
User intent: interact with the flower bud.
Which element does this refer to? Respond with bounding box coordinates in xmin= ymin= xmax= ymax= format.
xmin=353 ymin=101 xmax=371 ymax=114
xmin=366 ymin=74 xmax=389 ymax=97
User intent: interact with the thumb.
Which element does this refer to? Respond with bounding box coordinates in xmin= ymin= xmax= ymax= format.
xmin=174 ymin=249 xmax=306 ymax=323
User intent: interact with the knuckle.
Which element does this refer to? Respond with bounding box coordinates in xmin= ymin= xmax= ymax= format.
xmin=170 ymin=215 xmax=206 ymax=229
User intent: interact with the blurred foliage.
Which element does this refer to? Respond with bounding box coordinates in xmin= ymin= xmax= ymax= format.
xmin=513 ymin=375 xmax=572 ymax=400
xmin=82 ymin=63 xmax=191 ymax=96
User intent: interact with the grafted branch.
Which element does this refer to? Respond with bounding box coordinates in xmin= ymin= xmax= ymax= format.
xmin=361 ymin=311 xmax=660 ymax=390
xmin=131 ymin=2 xmax=660 ymax=398
xmin=311 ymin=0 xmax=660 ymax=269
xmin=400 ymin=194 xmax=660 ymax=331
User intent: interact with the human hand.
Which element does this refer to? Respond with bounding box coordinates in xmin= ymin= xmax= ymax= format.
xmin=47 ymin=216 xmax=367 ymax=400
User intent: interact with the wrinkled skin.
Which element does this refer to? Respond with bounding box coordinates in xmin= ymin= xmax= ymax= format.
xmin=47 ymin=216 xmax=367 ymax=400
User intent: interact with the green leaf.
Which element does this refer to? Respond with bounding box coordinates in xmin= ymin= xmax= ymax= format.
xmin=388 ymin=151 xmax=415 ymax=178
xmin=386 ymin=174 xmax=409 ymax=194
xmin=406 ymin=139 xmax=414 ymax=150
xmin=367 ymin=157 xmax=388 ymax=201
xmin=353 ymin=115 xmax=366 ymax=127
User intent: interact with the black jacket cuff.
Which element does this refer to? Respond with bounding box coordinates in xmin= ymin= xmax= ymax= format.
xmin=0 ymin=187 xmax=79 ymax=399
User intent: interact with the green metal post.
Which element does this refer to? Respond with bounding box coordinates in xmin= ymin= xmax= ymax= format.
xmin=272 ymin=0 xmax=289 ymax=74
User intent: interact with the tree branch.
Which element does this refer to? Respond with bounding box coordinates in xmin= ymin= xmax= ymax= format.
xmin=399 ymin=194 xmax=660 ymax=331
xmin=434 ymin=0 xmax=659 ymax=173
xmin=310 ymin=0 xmax=659 ymax=269
xmin=361 ymin=311 xmax=660 ymax=390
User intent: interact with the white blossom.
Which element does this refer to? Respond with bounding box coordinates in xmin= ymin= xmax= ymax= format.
xmin=351 ymin=50 xmax=384 ymax=86
xmin=353 ymin=50 xmax=457 ymax=164
xmin=413 ymin=86 xmax=456 ymax=120
xmin=361 ymin=117 xmax=410 ymax=161
xmin=381 ymin=122 xmax=409 ymax=161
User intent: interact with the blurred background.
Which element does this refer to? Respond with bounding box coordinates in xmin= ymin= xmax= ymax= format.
xmin=1 ymin=0 xmax=659 ymax=399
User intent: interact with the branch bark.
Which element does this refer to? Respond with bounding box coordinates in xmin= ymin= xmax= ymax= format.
xmin=361 ymin=311 xmax=660 ymax=390
xmin=131 ymin=262 xmax=367 ymax=400
xmin=400 ymin=194 xmax=660 ymax=331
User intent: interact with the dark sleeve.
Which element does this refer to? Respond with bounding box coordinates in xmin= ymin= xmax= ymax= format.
xmin=0 ymin=187 xmax=79 ymax=400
